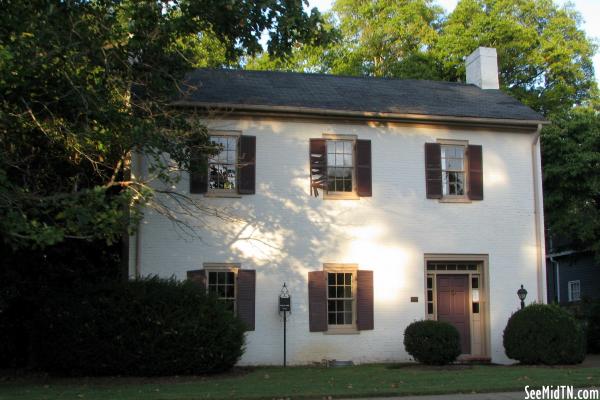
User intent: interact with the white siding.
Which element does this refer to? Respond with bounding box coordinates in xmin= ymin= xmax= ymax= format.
xmin=131 ymin=117 xmax=544 ymax=365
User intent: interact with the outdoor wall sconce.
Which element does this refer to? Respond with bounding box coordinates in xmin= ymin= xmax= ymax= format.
xmin=517 ymin=284 xmax=527 ymax=310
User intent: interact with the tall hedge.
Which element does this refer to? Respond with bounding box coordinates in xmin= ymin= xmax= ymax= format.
xmin=33 ymin=277 xmax=245 ymax=376
xmin=404 ymin=320 xmax=461 ymax=365
xmin=503 ymin=304 xmax=585 ymax=365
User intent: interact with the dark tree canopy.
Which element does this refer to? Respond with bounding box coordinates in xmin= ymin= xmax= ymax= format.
xmin=0 ymin=0 xmax=325 ymax=249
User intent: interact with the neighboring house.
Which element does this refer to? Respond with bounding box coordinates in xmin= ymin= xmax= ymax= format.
xmin=546 ymin=237 xmax=600 ymax=304
xmin=129 ymin=47 xmax=548 ymax=365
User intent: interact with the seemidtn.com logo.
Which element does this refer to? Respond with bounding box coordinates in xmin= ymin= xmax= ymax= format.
xmin=525 ymin=386 xmax=599 ymax=400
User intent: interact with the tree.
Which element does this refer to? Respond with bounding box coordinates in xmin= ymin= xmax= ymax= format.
xmin=542 ymin=107 xmax=600 ymax=255
xmin=246 ymin=0 xmax=444 ymax=79
xmin=331 ymin=0 xmax=443 ymax=77
xmin=0 ymin=0 xmax=325 ymax=249
xmin=434 ymin=0 xmax=597 ymax=115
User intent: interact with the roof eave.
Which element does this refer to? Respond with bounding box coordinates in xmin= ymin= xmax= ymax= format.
xmin=171 ymin=101 xmax=549 ymax=129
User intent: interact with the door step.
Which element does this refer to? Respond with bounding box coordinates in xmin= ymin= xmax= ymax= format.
xmin=456 ymin=356 xmax=492 ymax=364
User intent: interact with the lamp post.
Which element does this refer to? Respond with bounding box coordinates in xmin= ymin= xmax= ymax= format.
xmin=279 ymin=283 xmax=291 ymax=367
xmin=517 ymin=284 xmax=528 ymax=310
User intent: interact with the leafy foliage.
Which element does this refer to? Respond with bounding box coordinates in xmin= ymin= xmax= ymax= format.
xmin=0 ymin=0 xmax=325 ymax=249
xmin=503 ymin=303 xmax=586 ymax=365
xmin=0 ymin=239 xmax=122 ymax=368
xmin=563 ymin=300 xmax=600 ymax=354
xmin=542 ymin=108 xmax=600 ymax=255
xmin=404 ymin=320 xmax=461 ymax=365
xmin=33 ymin=277 xmax=245 ymax=376
xmin=435 ymin=0 xmax=597 ymax=115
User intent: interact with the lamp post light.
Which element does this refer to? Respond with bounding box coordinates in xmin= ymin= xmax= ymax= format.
xmin=278 ymin=283 xmax=291 ymax=367
xmin=517 ymin=284 xmax=528 ymax=310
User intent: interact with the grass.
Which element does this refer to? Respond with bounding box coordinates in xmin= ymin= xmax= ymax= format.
xmin=0 ymin=364 xmax=599 ymax=400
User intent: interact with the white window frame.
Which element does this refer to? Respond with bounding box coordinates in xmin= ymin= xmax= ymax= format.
xmin=437 ymin=139 xmax=470 ymax=203
xmin=203 ymin=263 xmax=240 ymax=312
xmin=323 ymin=134 xmax=359 ymax=200
xmin=568 ymin=280 xmax=581 ymax=302
xmin=323 ymin=263 xmax=358 ymax=333
xmin=206 ymin=131 xmax=241 ymax=197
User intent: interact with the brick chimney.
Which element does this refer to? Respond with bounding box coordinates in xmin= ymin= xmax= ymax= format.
xmin=466 ymin=47 xmax=499 ymax=90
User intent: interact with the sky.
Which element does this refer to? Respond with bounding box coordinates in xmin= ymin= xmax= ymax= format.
xmin=308 ymin=0 xmax=600 ymax=82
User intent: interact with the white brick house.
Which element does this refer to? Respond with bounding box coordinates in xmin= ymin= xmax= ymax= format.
xmin=129 ymin=48 xmax=548 ymax=365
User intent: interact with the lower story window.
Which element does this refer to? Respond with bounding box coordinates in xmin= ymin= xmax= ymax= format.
xmin=327 ymin=272 xmax=354 ymax=325
xmin=208 ymin=270 xmax=236 ymax=311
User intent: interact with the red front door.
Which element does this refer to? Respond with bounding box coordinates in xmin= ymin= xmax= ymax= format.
xmin=437 ymin=275 xmax=471 ymax=354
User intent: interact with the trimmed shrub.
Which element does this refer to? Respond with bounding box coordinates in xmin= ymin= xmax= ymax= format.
xmin=503 ymin=303 xmax=585 ymax=365
xmin=34 ymin=277 xmax=245 ymax=376
xmin=404 ymin=320 xmax=461 ymax=365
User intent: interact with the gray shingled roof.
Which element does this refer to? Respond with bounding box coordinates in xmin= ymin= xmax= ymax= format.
xmin=175 ymin=69 xmax=545 ymax=123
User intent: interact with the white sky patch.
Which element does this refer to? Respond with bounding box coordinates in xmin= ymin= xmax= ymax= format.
xmin=308 ymin=0 xmax=599 ymax=82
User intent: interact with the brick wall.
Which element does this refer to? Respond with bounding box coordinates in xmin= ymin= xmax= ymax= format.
xmin=130 ymin=117 xmax=544 ymax=365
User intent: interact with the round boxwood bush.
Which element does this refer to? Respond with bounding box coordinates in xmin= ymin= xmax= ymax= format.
xmin=33 ymin=277 xmax=245 ymax=376
xmin=503 ymin=303 xmax=585 ymax=365
xmin=404 ymin=320 xmax=461 ymax=365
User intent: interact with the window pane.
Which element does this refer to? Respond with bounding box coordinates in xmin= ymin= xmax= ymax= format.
xmin=344 ymin=300 xmax=352 ymax=311
xmin=329 ymin=313 xmax=337 ymax=324
xmin=427 ymin=290 xmax=433 ymax=302
xmin=344 ymin=312 xmax=353 ymax=324
xmin=428 ymin=303 xmax=434 ymax=314
xmin=344 ymin=141 xmax=352 ymax=153
xmin=328 ymin=300 xmax=336 ymax=311
xmin=209 ymin=271 xmax=217 ymax=284
xmin=337 ymin=313 xmax=344 ymax=324
xmin=226 ymin=272 xmax=235 ymax=284
xmin=336 ymin=141 xmax=344 ymax=153
xmin=472 ymin=303 xmax=480 ymax=313
xmin=427 ymin=277 xmax=433 ymax=289
xmin=344 ymin=286 xmax=352 ymax=298
xmin=217 ymin=285 xmax=226 ymax=297
xmin=471 ymin=276 xmax=479 ymax=289
xmin=336 ymin=273 xmax=343 ymax=285
xmin=344 ymin=274 xmax=351 ymax=285
xmin=328 ymin=286 xmax=336 ymax=298
xmin=226 ymin=285 xmax=235 ymax=298
xmin=328 ymin=273 xmax=335 ymax=285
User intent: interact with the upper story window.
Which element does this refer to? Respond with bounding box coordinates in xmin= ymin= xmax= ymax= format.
xmin=441 ymin=144 xmax=466 ymax=196
xmin=425 ymin=140 xmax=483 ymax=201
xmin=309 ymin=136 xmax=372 ymax=198
xmin=327 ymin=140 xmax=354 ymax=194
xmin=568 ymin=280 xmax=581 ymax=302
xmin=208 ymin=135 xmax=238 ymax=192
xmin=189 ymin=132 xmax=256 ymax=196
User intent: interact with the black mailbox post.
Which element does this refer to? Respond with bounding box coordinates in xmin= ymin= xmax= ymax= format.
xmin=279 ymin=283 xmax=291 ymax=367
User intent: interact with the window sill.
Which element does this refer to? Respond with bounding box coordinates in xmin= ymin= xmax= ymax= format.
xmin=323 ymin=192 xmax=360 ymax=200
xmin=204 ymin=192 xmax=242 ymax=198
xmin=438 ymin=196 xmax=471 ymax=203
xmin=324 ymin=327 xmax=360 ymax=335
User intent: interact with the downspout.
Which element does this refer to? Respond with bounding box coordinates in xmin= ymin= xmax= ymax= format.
xmin=551 ymin=257 xmax=560 ymax=303
xmin=133 ymin=151 xmax=143 ymax=279
xmin=531 ymin=124 xmax=546 ymax=303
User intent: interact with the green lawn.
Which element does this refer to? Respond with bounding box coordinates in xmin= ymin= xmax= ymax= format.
xmin=1 ymin=364 xmax=599 ymax=400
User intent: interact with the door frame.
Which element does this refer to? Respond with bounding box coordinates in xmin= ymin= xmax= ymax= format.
xmin=423 ymin=254 xmax=490 ymax=359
